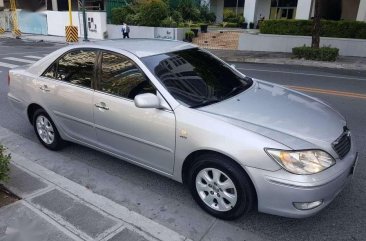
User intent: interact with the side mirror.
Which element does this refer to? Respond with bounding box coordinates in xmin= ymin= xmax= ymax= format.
xmin=134 ymin=93 xmax=161 ymax=109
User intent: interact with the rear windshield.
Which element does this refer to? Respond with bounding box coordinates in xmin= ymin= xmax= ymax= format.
xmin=142 ymin=48 xmax=252 ymax=108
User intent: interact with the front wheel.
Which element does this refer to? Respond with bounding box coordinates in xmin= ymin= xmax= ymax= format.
xmin=33 ymin=109 xmax=64 ymax=150
xmin=188 ymin=154 xmax=256 ymax=220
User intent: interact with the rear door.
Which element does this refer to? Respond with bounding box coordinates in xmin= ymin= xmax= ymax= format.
xmin=93 ymin=51 xmax=176 ymax=174
xmin=37 ymin=48 xmax=97 ymax=145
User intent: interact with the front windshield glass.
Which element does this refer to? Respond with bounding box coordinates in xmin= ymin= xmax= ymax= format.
xmin=142 ymin=48 xmax=253 ymax=108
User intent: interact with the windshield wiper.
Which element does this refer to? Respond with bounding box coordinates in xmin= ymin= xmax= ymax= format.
xmin=190 ymin=99 xmax=221 ymax=108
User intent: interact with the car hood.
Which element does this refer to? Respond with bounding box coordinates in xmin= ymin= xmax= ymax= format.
xmin=200 ymin=80 xmax=346 ymax=148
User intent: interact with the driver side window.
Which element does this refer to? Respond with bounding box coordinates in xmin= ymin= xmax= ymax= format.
xmin=99 ymin=52 xmax=156 ymax=99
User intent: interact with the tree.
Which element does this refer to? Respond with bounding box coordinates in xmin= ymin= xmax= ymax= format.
xmin=312 ymin=0 xmax=321 ymax=48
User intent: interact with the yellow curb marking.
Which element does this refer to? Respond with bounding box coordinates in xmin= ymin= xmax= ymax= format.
xmin=287 ymin=85 xmax=366 ymax=100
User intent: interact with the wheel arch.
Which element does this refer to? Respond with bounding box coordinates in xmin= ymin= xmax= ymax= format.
xmin=181 ymin=149 xmax=258 ymax=208
xmin=27 ymin=103 xmax=45 ymax=124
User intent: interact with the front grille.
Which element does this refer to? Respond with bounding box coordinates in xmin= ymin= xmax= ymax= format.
xmin=332 ymin=127 xmax=351 ymax=159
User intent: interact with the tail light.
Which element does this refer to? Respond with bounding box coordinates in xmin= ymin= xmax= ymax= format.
xmin=8 ymin=73 xmax=10 ymax=86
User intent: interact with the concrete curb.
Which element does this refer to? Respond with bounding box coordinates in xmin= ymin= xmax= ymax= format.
xmin=8 ymin=152 xmax=188 ymax=241
xmin=218 ymin=57 xmax=366 ymax=71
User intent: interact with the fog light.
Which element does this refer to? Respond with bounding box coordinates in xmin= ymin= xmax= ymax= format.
xmin=293 ymin=200 xmax=323 ymax=210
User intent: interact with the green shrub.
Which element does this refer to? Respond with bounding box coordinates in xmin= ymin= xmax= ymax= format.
xmin=161 ymin=17 xmax=178 ymax=27
xmin=178 ymin=0 xmax=200 ymax=21
xmin=222 ymin=22 xmax=238 ymax=28
xmin=138 ymin=0 xmax=169 ymax=26
xmin=292 ymin=45 xmax=339 ymax=61
xmin=223 ymin=9 xmax=236 ymax=21
xmin=171 ymin=10 xmax=183 ymax=24
xmin=0 ymin=145 xmax=11 ymax=182
xmin=111 ymin=6 xmax=135 ymax=24
xmin=185 ymin=30 xmax=194 ymax=40
xmin=223 ymin=9 xmax=243 ymax=25
xmin=198 ymin=4 xmax=216 ymax=23
xmin=260 ymin=19 xmax=366 ymax=39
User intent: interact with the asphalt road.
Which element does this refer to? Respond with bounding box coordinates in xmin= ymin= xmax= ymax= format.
xmin=0 ymin=38 xmax=365 ymax=241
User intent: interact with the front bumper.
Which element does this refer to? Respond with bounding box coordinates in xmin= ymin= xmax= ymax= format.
xmin=246 ymin=149 xmax=358 ymax=218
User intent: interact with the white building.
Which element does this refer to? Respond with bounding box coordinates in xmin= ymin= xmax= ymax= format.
xmin=210 ymin=0 xmax=366 ymax=24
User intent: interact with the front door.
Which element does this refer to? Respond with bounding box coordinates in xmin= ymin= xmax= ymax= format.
xmin=38 ymin=49 xmax=97 ymax=145
xmin=93 ymin=51 xmax=176 ymax=174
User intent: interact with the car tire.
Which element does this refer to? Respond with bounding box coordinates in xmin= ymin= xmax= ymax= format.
xmin=188 ymin=153 xmax=256 ymax=220
xmin=33 ymin=109 xmax=64 ymax=151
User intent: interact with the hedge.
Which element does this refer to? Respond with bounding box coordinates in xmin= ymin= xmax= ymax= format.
xmin=292 ymin=46 xmax=339 ymax=61
xmin=0 ymin=145 xmax=10 ymax=182
xmin=260 ymin=20 xmax=366 ymax=39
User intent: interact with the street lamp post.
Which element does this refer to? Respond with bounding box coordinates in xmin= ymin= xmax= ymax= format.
xmin=82 ymin=0 xmax=89 ymax=41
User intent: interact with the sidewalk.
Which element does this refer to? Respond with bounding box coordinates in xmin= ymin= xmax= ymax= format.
xmin=0 ymin=126 xmax=266 ymax=241
xmin=0 ymin=126 xmax=189 ymax=241
xmin=0 ymin=32 xmax=94 ymax=44
xmin=209 ymin=49 xmax=366 ymax=71
xmin=3 ymin=32 xmax=364 ymax=70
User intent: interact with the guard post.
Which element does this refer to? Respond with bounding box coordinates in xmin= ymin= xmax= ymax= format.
xmin=65 ymin=0 xmax=78 ymax=42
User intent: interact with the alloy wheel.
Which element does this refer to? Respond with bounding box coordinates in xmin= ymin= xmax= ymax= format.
xmin=195 ymin=168 xmax=238 ymax=212
xmin=36 ymin=115 xmax=55 ymax=145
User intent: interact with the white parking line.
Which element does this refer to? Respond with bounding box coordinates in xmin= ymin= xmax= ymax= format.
xmin=3 ymin=57 xmax=36 ymax=64
xmin=237 ymin=68 xmax=366 ymax=81
xmin=24 ymin=55 xmax=43 ymax=60
xmin=0 ymin=62 xmax=19 ymax=68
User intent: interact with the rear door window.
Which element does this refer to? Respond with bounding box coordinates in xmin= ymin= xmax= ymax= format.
xmin=42 ymin=49 xmax=97 ymax=89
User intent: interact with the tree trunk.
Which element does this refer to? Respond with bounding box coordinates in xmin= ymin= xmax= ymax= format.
xmin=312 ymin=0 xmax=321 ymax=48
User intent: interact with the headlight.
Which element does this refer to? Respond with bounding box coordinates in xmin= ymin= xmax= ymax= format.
xmin=265 ymin=149 xmax=335 ymax=175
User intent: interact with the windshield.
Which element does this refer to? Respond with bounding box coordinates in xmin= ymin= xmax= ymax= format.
xmin=142 ymin=48 xmax=253 ymax=108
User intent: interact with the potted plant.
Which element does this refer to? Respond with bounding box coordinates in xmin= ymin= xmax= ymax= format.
xmin=185 ymin=30 xmax=194 ymax=42
xmin=191 ymin=28 xmax=199 ymax=37
xmin=190 ymin=23 xmax=199 ymax=37
xmin=200 ymin=23 xmax=208 ymax=33
xmin=249 ymin=22 xmax=254 ymax=29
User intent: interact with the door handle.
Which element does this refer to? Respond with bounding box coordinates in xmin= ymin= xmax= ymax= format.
xmin=95 ymin=103 xmax=109 ymax=110
xmin=39 ymin=85 xmax=50 ymax=92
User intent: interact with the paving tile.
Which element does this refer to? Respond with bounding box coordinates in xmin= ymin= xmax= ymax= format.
xmin=201 ymin=220 xmax=265 ymax=241
xmin=108 ymin=228 xmax=149 ymax=241
xmin=0 ymin=202 xmax=75 ymax=241
xmin=31 ymin=189 xmax=117 ymax=239
xmin=5 ymin=164 xmax=48 ymax=197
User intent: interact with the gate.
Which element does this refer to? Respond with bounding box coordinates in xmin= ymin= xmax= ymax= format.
xmin=18 ymin=11 xmax=47 ymax=35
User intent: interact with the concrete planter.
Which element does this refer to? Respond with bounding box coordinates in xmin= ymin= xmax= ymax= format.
xmin=238 ymin=33 xmax=366 ymax=57
xmin=107 ymin=24 xmax=187 ymax=41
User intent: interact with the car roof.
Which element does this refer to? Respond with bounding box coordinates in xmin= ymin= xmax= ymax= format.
xmin=92 ymin=39 xmax=197 ymax=58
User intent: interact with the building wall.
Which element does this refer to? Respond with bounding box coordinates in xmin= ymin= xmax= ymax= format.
xmin=357 ymin=0 xmax=366 ymax=21
xmin=341 ymin=0 xmax=360 ymax=20
xmin=255 ymin=0 xmax=271 ymax=20
xmin=295 ymin=0 xmax=312 ymax=19
xmin=244 ymin=0 xmax=257 ymax=23
xmin=46 ymin=11 xmax=107 ymax=39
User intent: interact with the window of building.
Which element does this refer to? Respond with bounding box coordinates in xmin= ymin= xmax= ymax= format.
xmin=99 ymin=52 xmax=155 ymax=99
xmin=42 ymin=49 xmax=96 ymax=89
xmin=271 ymin=0 xmax=298 ymax=7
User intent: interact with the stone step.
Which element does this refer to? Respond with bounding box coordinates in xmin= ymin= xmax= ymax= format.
xmin=193 ymin=31 xmax=240 ymax=50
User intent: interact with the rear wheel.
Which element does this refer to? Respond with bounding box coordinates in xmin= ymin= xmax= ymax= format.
xmin=33 ymin=109 xmax=64 ymax=150
xmin=188 ymin=153 xmax=256 ymax=220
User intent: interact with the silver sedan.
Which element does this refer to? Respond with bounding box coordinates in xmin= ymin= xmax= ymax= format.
xmin=8 ymin=39 xmax=358 ymax=220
